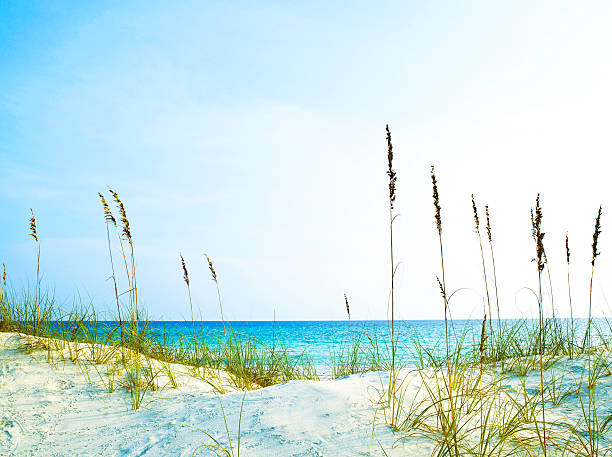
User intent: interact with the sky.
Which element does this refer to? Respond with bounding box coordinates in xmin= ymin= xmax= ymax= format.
xmin=1 ymin=1 xmax=611 ymax=321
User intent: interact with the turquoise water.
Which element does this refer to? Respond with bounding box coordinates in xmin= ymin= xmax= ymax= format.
xmin=115 ymin=318 xmax=601 ymax=372
xmin=150 ymin=319 xmax=458 ymax=367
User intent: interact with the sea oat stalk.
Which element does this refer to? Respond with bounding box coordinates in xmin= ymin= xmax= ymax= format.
xmin=431 ymin=165 xmax=458 ymax=456
xmin=98 ymin=193 xmax=125 ymax=353
xmin=181 ymin=254 xmax=198 ymax=365
xmin=478 ymin=309 xmax=488 ymax=447
xmin=485 ymin=205 xmax=502 ymax=345
xmin=205 ymin=253 xmax=226 ymax=341
xmin=28 ymin=209 xmax=41 ymax=330
xmin=531 ymin=194 xmax=547 ymax=456
xmin=586 ymin=205 xmax=602 ymax=455
xmin=386 ymin=124 xmax=398 ymax=426
xmin=565 ymin=232 xmax=574 ymax=358
xmin=107 ymin=188 xmax=138 ymax=325
xmin=472 ymin=195 xmax=493 ymax=341
xmin=107 ymin=188 xmax=142 ymax=408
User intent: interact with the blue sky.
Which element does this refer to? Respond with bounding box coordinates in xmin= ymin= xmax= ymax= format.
xmin=1 ymin=1 xmax=611 ymax=320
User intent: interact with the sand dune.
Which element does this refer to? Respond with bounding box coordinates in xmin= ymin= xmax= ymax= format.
xmin=0 ymin=333 xmax=409 ymax=456
xmin=2 ymin=331 xmax=611 ymax=456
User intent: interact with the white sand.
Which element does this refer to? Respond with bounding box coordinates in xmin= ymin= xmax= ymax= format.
xmin=1 ymin=331 xmax=610 ymax=456
xmin=0 ymin=333 xmax=414 ymax=456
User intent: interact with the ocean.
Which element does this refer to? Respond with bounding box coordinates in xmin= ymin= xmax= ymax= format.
xmin=92 ymin=318 xmax=600 ymax=374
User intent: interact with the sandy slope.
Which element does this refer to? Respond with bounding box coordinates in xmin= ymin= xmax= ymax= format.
xmin=0 ymin=333 xmax=414 ymax=456
xmin=3 ymin=331 xmax=610 ymax=456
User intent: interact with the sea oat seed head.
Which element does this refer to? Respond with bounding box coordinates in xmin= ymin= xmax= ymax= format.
xmin=565 ymin=232 xmax=570 ymax=264
xmin=108 ymin=188 xmax=132 ymax=242
xmin=119 ymin=202 xmax=132 ymax=241
xmin=471 ymin=194 xmax=480 ymax=231
xmin=431 ymin=166 xmax=442 ymax=234
xmin=204 ymin=253 xmax=217 ymax=283
xmin=98 ymin=193 xmax=117 ymax=226
xmin=485 ymin=205 xmax=492 ymax=242
xmin=344 ymin=293 xmax=350 ymax=320
xmin=531 ymin=194 xmax=545 ymax=272
xmin=386 ymin=124 xmax=397 ymax=209
xmin=436 ymin=276 xmax=446 ymax=300
xmin=592 ymin=206 xmax=603 ymax=267
xmin=180 ymin=254 xmax=189 ymax=286
xmin=28 ymin=209 xmax=38 ymax=242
